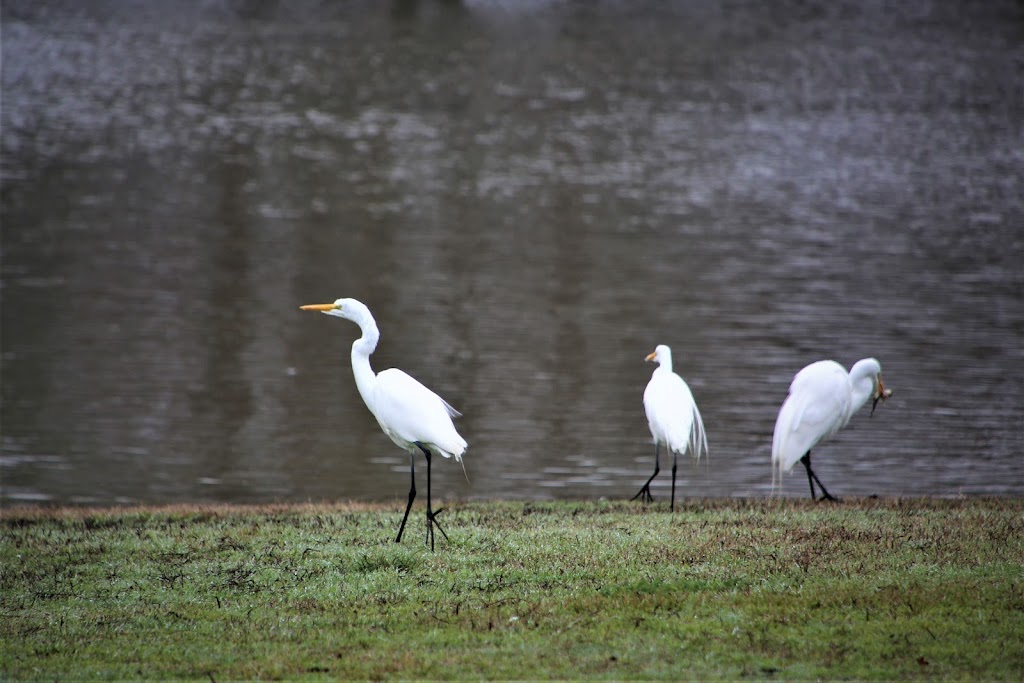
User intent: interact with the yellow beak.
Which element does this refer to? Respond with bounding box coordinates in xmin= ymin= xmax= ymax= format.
xmin=645 ymin=351 xmax=657 ymax=362
xmin=300 ymin=303 xmax=338 ymax=311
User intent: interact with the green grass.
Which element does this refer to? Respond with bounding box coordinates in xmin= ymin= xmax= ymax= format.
xmin=2 ymin=498 xmax=1022 ymax=680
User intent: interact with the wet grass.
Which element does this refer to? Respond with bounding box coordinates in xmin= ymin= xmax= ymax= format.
xmin=2 ymin=498 xmax=1022 ymax=680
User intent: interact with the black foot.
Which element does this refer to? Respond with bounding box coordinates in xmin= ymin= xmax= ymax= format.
xmin=631 ymin=485 xmax=654 ymax=504
xmin=425 ymin=508 xmax=449 ymax=551
xmin=817 ymin=492 xmax=840 ymax=503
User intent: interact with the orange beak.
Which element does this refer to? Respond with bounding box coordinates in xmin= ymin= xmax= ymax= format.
xmin=300 ymin=303 xmax=338 ymax=311
xmin=645 ymin=351 xmax=657 ymax=362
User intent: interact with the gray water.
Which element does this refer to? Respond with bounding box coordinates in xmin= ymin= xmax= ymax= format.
xmin=2 ymin=0 xmax=1023 ymax=506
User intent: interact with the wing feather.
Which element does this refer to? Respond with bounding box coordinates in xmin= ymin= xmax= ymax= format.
xmin=772 ymin=361 xmax=851 ymax=475
xmin=371 ymin=368 xmax=467 ymax=460
xmin=643 ymin=369 xmax=707 ymax=461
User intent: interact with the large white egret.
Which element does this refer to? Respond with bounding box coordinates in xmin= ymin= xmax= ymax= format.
xmin=300 ymin=298 xmax=467 ymax=550
xmin=772 ymin=358 xmax=892 ymax=501
xmin=632 ymin=344 xmax=708 ymax=511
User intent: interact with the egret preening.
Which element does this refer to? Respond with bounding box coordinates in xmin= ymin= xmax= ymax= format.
xmin=632 ymin=344 xmax=708 ymax=511
xmin=300 ymin=298 xmax=467 ymax=550
xmin=771 ymin=358 xmax=892 ymax=501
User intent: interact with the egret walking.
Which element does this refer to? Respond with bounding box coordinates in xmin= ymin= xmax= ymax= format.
xmin=632 ymin=344 xmax=708 ymax=511
xmin=772 ymin=358 xmax=891 ymax=501
xmin=300 ymin=298 xmax=467 ymax=550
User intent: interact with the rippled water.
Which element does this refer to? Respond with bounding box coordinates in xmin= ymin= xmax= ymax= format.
xmin=2 ymin=0 xmax=1022 ymax=506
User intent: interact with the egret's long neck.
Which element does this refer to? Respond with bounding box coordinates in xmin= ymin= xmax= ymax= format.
xmin=847 ymin=362 xmax=878 ymax=418
xmin=658 ymin=353 xmax=673 ymax=374
xmin=350 ymin=316 xmax=380 ymax=408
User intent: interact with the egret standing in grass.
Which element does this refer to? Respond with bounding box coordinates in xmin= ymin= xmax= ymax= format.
xmin=632 ymin=344 xmax=708 ymax=511
xmin=772 ymin=358 xmax=892 ymax=501
xmin=300 ymin=298 xmax=467 ymax=550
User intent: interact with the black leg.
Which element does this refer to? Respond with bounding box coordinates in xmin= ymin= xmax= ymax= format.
xmin=670 ymin=450 xmax=678 ymax=513
xmin=394 ymin=452 xmax=416 ymax=544
xmin=421 ymin=445 xmax=449 ymax=551
xmin=810 ymin=469 xmax=838 ymax=502
xmin=801 ymin=451 xmax=838 ymax=502
xmin=631 ymin=443 xmax=660 ymax=504
xmin=800 ymin=452 xmax=817 ymax=500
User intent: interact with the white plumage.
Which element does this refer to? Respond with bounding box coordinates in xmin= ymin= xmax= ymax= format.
xmin=772 ymin=358 xmax=890 ymax=500
xmin=300 ymin=297 xmax=466 ymax=549
xmin=371 ymin=368 xmax=467 ymax=462
xmin=633 ymin=344 xmax=708 ymax=511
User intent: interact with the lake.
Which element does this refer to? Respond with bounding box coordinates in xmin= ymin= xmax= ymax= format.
xmin=2 ymin=0 xmax=1022 ymax=505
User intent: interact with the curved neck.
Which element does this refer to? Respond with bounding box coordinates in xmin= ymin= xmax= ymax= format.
xmin=847 ymin=360 xmax=878 ymax=417
xmin=350 ymin=318 xmax=380 ymax=407
xmin=848 ymin=375 xmax=875 ymax=417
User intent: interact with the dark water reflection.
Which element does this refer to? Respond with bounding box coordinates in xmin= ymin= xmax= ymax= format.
xmin=3 ymin=0 xmax=1022 ymax=505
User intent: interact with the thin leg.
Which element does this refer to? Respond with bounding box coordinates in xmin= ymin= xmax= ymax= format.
xmin=670 ymin=450 xmax=678 ymax=513
xmin=810 ymin=469 xmax=838 ymax=502
xmin=631 ymin=443 xmax=660 ymax=504
xmin=801 ymin=451 xmax=838 ymax=502
xmin=394 ymin=452 xmax=416 ymax=544
xmin=421 ymin=445 xmax=449 ymax=551
xmin=800 ymin=452 xmax=817 ymax=500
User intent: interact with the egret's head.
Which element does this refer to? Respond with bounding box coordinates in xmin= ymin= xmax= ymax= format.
xmin=852 ymin=358 xmax=892 ymax=416
xmin=645 ymin=344 xmax=672 ymax=365
xmin=300 ymin=297 xmax=371 ymax=323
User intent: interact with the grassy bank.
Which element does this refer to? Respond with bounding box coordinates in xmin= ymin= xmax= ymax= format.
xmin=2 ymin=498 xmax=1022 ymax=680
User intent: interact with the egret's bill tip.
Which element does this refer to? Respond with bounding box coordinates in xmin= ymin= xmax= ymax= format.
xmin=870 ymin=387 xmax=892 ymax=417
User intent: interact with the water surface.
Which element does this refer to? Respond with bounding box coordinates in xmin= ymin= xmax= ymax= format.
xmin=2 ymin=0 xmax=1022 ymax=505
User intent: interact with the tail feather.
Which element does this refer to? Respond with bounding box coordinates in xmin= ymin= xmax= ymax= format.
xmin=690 ymin=404 xmax=708 ymax=462
xmin=435 ymin=439 xmax=469 ymax=483
xmin=440 ymin=398 xmax=462 ymax=419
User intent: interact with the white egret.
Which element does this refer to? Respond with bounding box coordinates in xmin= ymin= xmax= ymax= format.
xmin=772 ymin=358 xmax=892 ymax=501
xmin=300 ymin=298 xmax=467 ymax=550
xmin=632 ymin=344 xmax=708 ymax=511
